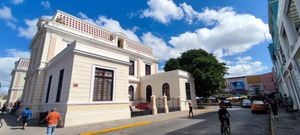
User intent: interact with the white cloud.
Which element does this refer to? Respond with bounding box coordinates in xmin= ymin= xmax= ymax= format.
xmin=6 ymin=49 xmax=31 ymax=58
xmin=139 ymin=6 xmax=271 ymax=76
xmin=6 ymin=21 xmax=17 ymax=29
xmin=0 ymin=49 xmax=30 ymax=92
xmin=78 ymin=12 xmax=96 ymax=25
xmin=0 ymin=7 xmax=14 ymax=20
xmin=78 ymin=12 xmax=140 ymax=42
xmin=41 ymin=1 xmax=51 ymax=9
xmin=17 ymin=15 xmax=52 ymax=39
xmin=141 ymin=0 xmax=184 ymax=24
xmin=169 ymin=7 xmax=271 ymax=58
xmin=0 ymin=6 xmax=17 ymax=29
xmin=141 ymin=32 xmax=179 ymax=61
xmin=180 ymin=3 xmax=201 ymax=24
xmin=226 ymin=56 xmax=268 ymax=78
xmin=18 ymin=18 xmax=38 ymax=39
xmin=11 ymin=0 xmax=24 ymax=5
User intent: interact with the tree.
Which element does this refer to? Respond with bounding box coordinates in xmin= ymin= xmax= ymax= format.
xmin=164 ymin=58 xmax=180 ymax=71
xmin=164 ymin=49 xmax=227 ymax=97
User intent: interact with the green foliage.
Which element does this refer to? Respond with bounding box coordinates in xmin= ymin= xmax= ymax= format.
xmin=164 ymin=58 xmax=180 ymax=71
xmin=164 ymin=49 xmax=228 ymax=97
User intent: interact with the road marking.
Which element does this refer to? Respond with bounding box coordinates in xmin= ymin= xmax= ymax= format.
xmin=80 ymin=121 xmax=153 ymax=135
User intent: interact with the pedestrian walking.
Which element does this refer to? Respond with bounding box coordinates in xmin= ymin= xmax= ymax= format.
xmin=1 ymin=105 xmax=6 ymax=114
xmin=17 ymin=107 xmax=32 ymax=129
xmin=45 ymin=108 xmax=63 ymax=135
xmin=188 ymin=102 xmax=194 ymax=118
xmin=271 ymin=99 xmax=278 ymax=119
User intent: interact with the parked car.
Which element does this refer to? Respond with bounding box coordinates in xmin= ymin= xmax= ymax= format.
xmin=251 ymin=100 xmax=267 ymax=113
xmin=224 ymin=100 xmax=232 ymax=108
xmin=241 ymin=99 xmax=252 ymax=108
xmin=135 ymin=102 xmax=151 ymax=110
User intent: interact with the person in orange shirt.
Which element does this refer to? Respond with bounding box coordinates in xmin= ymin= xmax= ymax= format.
xmin=44 ymin=108 xmax=63 ymax=135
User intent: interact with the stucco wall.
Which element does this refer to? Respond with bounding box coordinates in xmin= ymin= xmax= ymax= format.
xmin=60 ymin=50 xmax=131 ymax=126
xmin=7 ymin=71 xmax=27 ymax=104
xmin=140 ymin=72 xmax=179 ymax=101
xmin=64 ymin=103 xmax=130 ymax=126
xmin=40 ymin=51 xmax=74 ymax=120
xmin=128 ymin=82 xmax=139 ymax=104
xmin=68 ymin=49 xmax=130 ymax=103
xmin=178 ymin=77 xmax=196 ymax=110
xmin=140 ymin=70 xmax=196 ymax=110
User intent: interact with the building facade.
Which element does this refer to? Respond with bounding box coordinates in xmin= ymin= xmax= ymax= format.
xmin=225 ymin=71 xmax=276 ymax=95
xmin=260 ymin=71 xmax=276 ymax=94
xmin=246 ymin=75 xmax=262 ymax=96
xmin=21 ymin=10 xmax=196 ymax=126
xmin=268 ymin=0 xmax=300 ymax=110
xmin=225 ymin=76 xmax=248 ymax=94
xmin=6 ymin=58 xmax=29 ymax=106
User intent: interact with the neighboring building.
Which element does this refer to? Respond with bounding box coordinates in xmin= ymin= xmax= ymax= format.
xmin=225 ymin=76 xmax=248 ymax=94
xmin=6 ymin=58 xmax=29 ymax=106
xmin=246 ymin=75 xmax=263 ymax=96
xmin=21 ymin=10 xmax=196 ymax=126
xmin=260 ymin=70 xmax=276 ymax=94
xmin=225 ymin=71 xmax=276 ymax=95
xmin=140 ymin=70 xmax=196 ymax=111
xmin=268 ymin=0 xmax=300 ymax=110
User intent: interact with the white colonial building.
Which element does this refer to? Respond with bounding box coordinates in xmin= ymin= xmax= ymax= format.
xmin=21 ymin=10 xmax=196 ymax=126
xmin=6 ymin=58 xmax=29 ymax=106
xmin=268 ymin=0 xmax=300 ymax=110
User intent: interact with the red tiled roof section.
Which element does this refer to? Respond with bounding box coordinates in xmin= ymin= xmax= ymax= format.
xmin=127 ymin=40 xmax=153 ymax=55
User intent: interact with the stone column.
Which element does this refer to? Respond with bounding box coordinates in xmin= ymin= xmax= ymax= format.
xmin=177 ymin=96 xmax=182 ymax=111
xmin=151 ymin=95 xmax=157 ymax=115
xmin=163 ymin=94 xmax=169 ymax=113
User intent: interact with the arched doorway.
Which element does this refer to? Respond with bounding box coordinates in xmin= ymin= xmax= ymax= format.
xmin=146 ymin=85 xmax=152 ymax=102
xmin=128 ymin=85 xmax=134 ymax=101
xmin=162 ymin=83 xmax=170 ymax=100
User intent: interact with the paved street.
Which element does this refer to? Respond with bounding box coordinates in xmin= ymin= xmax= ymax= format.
xmin=0 ymin=106 xmax=271 ymax=135
xmin=0 ymin=106 xmax=216 ymax=135
xmin=105 ymin=107 xmax=270 ymax=135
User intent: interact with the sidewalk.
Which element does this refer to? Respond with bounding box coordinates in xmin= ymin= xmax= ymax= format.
xmin=270 ymin=107 xmax=300 ymax=135
xmin=0 ymin=106 xmax=217 ymax=135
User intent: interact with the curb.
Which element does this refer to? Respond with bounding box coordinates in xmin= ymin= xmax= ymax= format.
xmin=80 ymin=108 xmax=216 ymax=135
xmin=80 ymin=121 xmax=153 ymax=135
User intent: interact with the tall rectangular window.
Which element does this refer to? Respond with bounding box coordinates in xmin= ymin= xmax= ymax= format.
xmin=93 ymin=68 xmax=114 ymax=101
xmin=45 ymin=75 xmax=52 ymax=103
xmin=129 ymin=60 xmax=134 ymax=75
xmin=185 ymin=83 xmax=191 ymax=100
xmin=145 ymin=64 xmax=151 ymax=75
xmin=56 ymin=69 xmax=64 ymax=102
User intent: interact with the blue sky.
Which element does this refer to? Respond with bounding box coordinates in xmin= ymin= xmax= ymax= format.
xmin=0 ymin=0 xmax=272 ymax=92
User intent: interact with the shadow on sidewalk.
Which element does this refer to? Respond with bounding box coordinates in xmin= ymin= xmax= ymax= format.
xmin=271 ymin=107 xmax=300 ymax=135
xmin=0 ymin=113 xmax=46 ymax=130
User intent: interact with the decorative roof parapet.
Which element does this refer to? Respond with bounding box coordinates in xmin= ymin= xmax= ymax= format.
xmin=51 ymin=10 xmax=154 ymax=56
xmin=16 ymin=58 xmax=30 ymax=69
xmin=54 ymin=11 xmax=113 ymax=42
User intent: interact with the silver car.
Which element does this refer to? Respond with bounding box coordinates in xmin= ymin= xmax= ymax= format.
xmin=241 ymin=99 xmax=252 ymax=107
